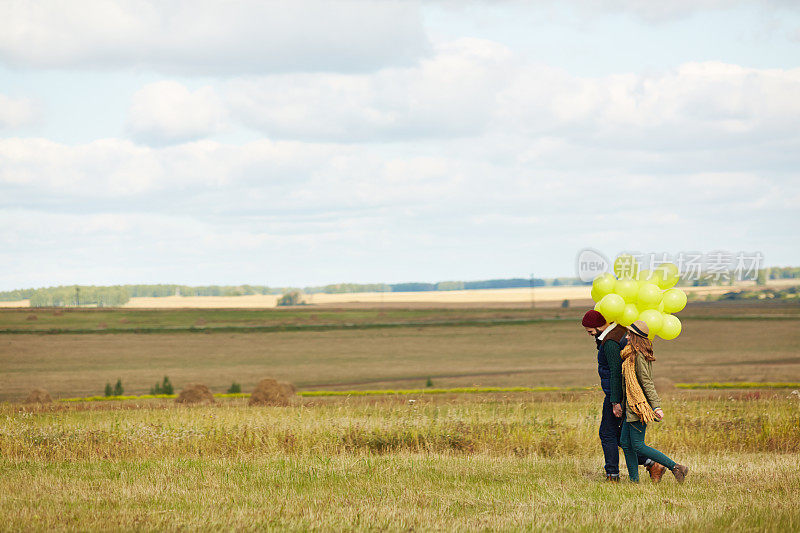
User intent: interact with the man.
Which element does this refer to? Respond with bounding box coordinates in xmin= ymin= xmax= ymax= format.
xmin=582 ymin=309 xmax=666 ymax=482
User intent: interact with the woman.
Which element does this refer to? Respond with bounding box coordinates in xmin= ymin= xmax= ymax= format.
xmin=619 ymin=320 xmax=690 ymax=483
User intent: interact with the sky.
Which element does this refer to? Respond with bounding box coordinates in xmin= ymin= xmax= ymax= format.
xmin=1 ymin=0 xmax=799 ymax=290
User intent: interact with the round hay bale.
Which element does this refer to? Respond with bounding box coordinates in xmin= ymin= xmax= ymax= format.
xmin=175 ymin=383 xmax=215 ymax=405
xmin=25 ymin=388 xmax=52 ymax=404
xmin=249 ymin=378 xmax=295 ymax=406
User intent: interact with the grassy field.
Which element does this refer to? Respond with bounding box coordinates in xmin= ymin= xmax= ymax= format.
xmin=1 ymin=393 xmax=798 ymax=531
xmin=2 ymin=302 xmax=800 ymax=530
xmin=2 ymin=300 xmax=798 ymax=333
xmin=1 ymin=302 xmax=799 ymax=401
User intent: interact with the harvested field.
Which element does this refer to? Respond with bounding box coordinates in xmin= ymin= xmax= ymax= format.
xmin=1 ymin=303 xmax=798 ymax=401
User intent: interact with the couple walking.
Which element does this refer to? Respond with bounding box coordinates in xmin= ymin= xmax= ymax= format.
xmin=582 ymin=309 xmax=690 ymax=483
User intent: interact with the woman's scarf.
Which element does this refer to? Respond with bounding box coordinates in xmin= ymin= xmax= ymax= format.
xmin=620 ymin=344 xmax=658 ymax=423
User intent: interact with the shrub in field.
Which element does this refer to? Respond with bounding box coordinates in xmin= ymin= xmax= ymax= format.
xmin=150 ymin=376 xmax=174 ymax=395
xmin=426 ymin=377 xmax=433 ymax=388
xmin=249 ymin=378 xmax=295 ymax=406
xmin=227 ymin=382 xmax=242 ymax=394
xmin=175 ymin=383 xmax=215 ymax=405
xmin=104 ymin=382 xmax=113 ymax=397
xmin=277 ymin=291 xmax=303 ymax=306
xmin=113 ymin=379 xmax=124 ymax=396
xmin=24 ymin=388 xmax=52 ymax=404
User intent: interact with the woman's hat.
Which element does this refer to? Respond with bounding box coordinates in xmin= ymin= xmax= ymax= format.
xmin=628 ymin=320 xmax=649 ymax=338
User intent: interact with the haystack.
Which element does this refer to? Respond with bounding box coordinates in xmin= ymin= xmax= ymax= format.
xmin=175 ymin=383 xmax=215 ymax=405
xmin=25 ymin=388 xmax=52 ymax=404
xmin=248 ymin=378 xmax=295 ymax=406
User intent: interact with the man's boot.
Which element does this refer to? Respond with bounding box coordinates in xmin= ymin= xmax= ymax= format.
xmin=606 ymin=474 xmax=620 ymax=482
xmin=646 ymin=462 xmax=666 ymax=483
xmin=671 ymin=464 xmax=690 ymax=483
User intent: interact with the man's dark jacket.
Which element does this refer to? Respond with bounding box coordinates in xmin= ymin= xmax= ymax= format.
xmin=597 ymin=324 xmax=628 ymax=404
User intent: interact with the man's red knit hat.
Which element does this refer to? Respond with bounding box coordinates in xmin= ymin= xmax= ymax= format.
xmin=582 ymin=309 xmax=606 ymax=328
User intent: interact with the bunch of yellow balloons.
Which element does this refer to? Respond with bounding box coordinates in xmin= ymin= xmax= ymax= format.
xmin=591 ymin=254 xmax=687 ymax=340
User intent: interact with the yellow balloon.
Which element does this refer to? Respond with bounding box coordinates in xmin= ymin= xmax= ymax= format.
xmin=638 ymin=309 xmax=664 ymax=339
xmin=637 ymin=269 xmax=657 ymax=286
xmin=614 ymin=279 xmax=639 ymax=304
xmin=662 ymin=288 xmax=687 ymax=314
xmin=597 ymin=294 xmax=625 ymax=322
xmin=613 ymin=254 xmax=640 ymax=280
xmin=592 ymin=272 xmax=616 ymax=298
xmin=618 ymin=303 xmax=639 ymax=327
xmin=658 ymin=314 xmax=682 ymax=340
xmin=591 ymin=286 xmax=603 ymax=303
xmin=653 ymin=263 xmax=680 ymax=290
xmin=657 ymin=301 xmax=665 ymax=313
xmin=637 ymin=282 xmax=663 ymax=310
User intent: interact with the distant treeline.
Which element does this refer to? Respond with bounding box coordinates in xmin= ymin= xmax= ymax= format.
xmin=1 ymin=278 xmax=557 ymax=305
xmin=310 ymin=278 xmax=548 ymax=293
xmin=126 ymin=285 xmax=282 ymax=297
xmin=769 ymin=267 xmax=800 ymax=279
xmin=3 ymin=267 xmax=798 ymax=306
xmin=710 ymin=285 xmax=799 ymax=301
xmin=26 ymin=286 xmax=130 ymax=307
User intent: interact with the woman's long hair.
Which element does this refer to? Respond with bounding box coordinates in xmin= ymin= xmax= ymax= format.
xmin=627 ymin=333 xmax=655 ymax=361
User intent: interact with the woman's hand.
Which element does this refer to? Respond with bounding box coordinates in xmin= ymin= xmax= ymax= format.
xmin=612 ymin=403 xmax=623 ymax=417
xmin=654 ymin=408 xmax=664 ymax=421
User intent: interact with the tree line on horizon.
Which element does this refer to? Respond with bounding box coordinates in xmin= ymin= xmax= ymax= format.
xmin=3 ymin=278 xmax=552 ymax=306
xmin=2 ymin=267 xmax=798 ymax=306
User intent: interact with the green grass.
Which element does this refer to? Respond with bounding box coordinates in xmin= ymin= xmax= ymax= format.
xmin=1 ymin=395 xmax=798 ymax=530
xmin=56 ymin=382 xmax=799 ymax=403
xmin=59 ymin=387 xmax=576 ymax=402
xmin=4 ymin=394 xmax=798 ymax=459
xmin=4 ymin=303 xmax=799 ymax=529
xmin=2 ymin=454 xmax=798 ymax=531
xmin=677 ymin=382 xmax=800 ymax=390
xmin=2 ymin=301 xmax=799 ymax=333
xmin=0 ymin=307 xmax=578 ymax=333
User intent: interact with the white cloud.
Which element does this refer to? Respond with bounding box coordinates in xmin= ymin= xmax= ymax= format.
xmin=0 ymin=0 xmax=430 ymax=74
xmin=579 ymin=0 xmax=747 ymax=22
xmin=0 ymin=137 xmax=335 ymax=199
xmin=0 ymin=93 xmax=39 ymax=129
xmin=435 ymin=0 xmax=800 ymax=24
xmin=0 ymin=130 xmax=797 ymax=288
xmin=496 ymin=61 xmax=800 ymax=149
xmin=227 ymin=38 xmax=513 ymax=142
xmin=127 ymin=81 xmax=226 ymax=145
xmin=211 ymin=35 xmax=800 ymax=148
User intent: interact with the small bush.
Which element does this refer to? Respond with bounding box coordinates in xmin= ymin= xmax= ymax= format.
xmin=150 ymin=376 xmax=174 ymax=395
xmin=426 ymin=377 xmax=433 ymax=388
xmin=113 ymin=378 xmax=124 ymax=396
xmin=277 ymin=291 xmax=303 ymax=306
xmin=227 ymin=382 xmax=242 ymax=394
xmin=104 ymin=382 xmax=113 ymax=397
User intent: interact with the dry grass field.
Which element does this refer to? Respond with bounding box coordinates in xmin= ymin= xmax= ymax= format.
xmin=2 ymin=302 xmax=799 ymax=531
xmin=1 ymin=302 xmax=798 ymax=401
xmin=1 ymin=394 xmax=798 ymax=531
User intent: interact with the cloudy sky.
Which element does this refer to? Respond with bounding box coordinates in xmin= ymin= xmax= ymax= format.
xmin=1 ymin=0 xmax=799 ymax=290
